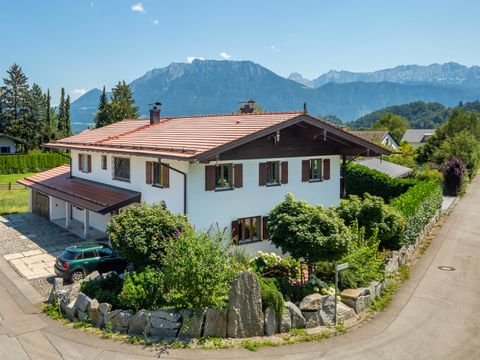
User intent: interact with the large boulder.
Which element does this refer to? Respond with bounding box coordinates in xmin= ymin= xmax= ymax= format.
xmin=342 ymin=295 xmax=372 ymax=314
xmin=47 ymin=277 xmax=64 ymax=304
xmin=302 ymin=311 xmax=320 ymax=328
xmin=104 ymin=310 xmax=133 ymax=333
xmin=74 ymin=293 xmax=92 ymax=313
xmin=69 ymin=282 xmax=82 ymax=301
xmin=299 ymin=293 xmax=323 ymax=311
xmin=128 ymin=310 xmax=151 ymax=336
xmin=285 ymin=302 xmax=305 ymax=329
xmin=180 ymin=309 xmax=205 ymax=338
xmin=64 ymin=300 xmax=77 ymax=321
xmin=264 ymin=307 xmax=279 ymax=336
xmin=77 ymin=310 xmax=88 ymax=322
xmin=337 ymin=302 xmax=357 ymax=322
xmin=84 ymin=271 xmax=100 ymax=282
xmin=58 ymin=289 xmax=71 ymax=313
xmin=227 ymin=271 xmax=264 ymax=338
xmin=99 ymin=302 xmax=112 ymax=316
xmin=203 ymin=309 xmax=227 ymax=338
xmin=279 ymin=307 xmax=291 ymax=333
xmin=318 ymin=296 xmax=336 ymax=326
xmin=88 ymin=299 xmax=102 ymax=327
xmin=148 ymin=310 xmax=182 ymax=338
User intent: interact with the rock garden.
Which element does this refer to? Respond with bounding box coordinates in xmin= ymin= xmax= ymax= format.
xmin=46 ymin=171 xmax=444 ymax=348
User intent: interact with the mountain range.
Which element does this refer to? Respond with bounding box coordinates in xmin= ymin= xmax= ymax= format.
xmin=71 ymin=60 xmax=480 ymax=133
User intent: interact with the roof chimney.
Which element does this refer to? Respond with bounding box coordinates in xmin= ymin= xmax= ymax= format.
xmin=239 ymin=100 xmax=255 ymax=114
xmin=149 ymin=102 xmax=162 ymax=124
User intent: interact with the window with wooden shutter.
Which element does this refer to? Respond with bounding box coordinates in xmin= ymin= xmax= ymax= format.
xmin=281 ymin=162 xmax=288 ymax=184
xmin=78 ymin=154 xmax=82 ymax=171
xmin=145 ymin=161 xmax=153 ymax=184
xmin=323 ymin=159 xmax=331 ymax=180
xmin=262 ymin=216 xmax=269 ymax=240
xmin=205 ymin=165 xmax=216 ymax=191
xmin=259 ymin=163 xmax=267 ymax=186
xmin=302 ymin=160 xmax=310 ymax=182
xmin=234 ymin=164 xmax=243 ymax=188
xmin=87 ymin=155 xmax=92 ymax=173
xmin=162 ymin=163 xmax=170 ymax=188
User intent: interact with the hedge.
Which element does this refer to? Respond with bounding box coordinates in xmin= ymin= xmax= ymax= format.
xmin=346 ymin=163 xmax=417 ymax=201
xmin=0 ymin=153 xmax=69 ymax=174
xmin=390 ymin=181 xmax=443 ymax=246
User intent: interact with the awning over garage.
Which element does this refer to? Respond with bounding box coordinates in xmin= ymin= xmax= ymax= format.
xmin=18 ymin=165 xmax=141 ymax=214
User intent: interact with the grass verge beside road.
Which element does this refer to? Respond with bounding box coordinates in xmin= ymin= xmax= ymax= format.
xmin=0 ymin=189 xmax=29 ymax=215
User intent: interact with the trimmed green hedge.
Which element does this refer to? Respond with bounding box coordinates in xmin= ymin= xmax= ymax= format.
xmin=346 ymin=163 xmax=417 ymax=201
xmin=0 ymin=153 xmax=69 ymax=174
xmin=391 ymin=181 xmax=443 ymax=246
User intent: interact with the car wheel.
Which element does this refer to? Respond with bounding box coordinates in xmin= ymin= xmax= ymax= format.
xmin=70 ymin=270 xmax=84 ymax=283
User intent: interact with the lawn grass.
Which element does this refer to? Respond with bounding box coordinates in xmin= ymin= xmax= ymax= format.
xmin=0 ymin=173 xmax=35 ymax=184
xmin=0 ymin=189 xmax=29 ymax=215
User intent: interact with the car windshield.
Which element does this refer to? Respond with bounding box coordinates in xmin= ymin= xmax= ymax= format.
xmin=60 ymin=250 xmax=80 ymax=260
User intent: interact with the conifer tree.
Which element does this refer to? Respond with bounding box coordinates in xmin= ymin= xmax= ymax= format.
xmin=57 ymin=87 xmax=66 ymax=137
xmin=65 ymin=95 xmax=71 ymax=136
xmin=2 ymin=64 xmax=30 ymax=136
xmin=107 ymin=81 xmax=139 ymax=123
xmin=94 ymin=86 xmax=109 ymax=128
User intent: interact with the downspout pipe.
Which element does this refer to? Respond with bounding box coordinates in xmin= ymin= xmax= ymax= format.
xmin=159 ymin=161 xmax=187 ymax=215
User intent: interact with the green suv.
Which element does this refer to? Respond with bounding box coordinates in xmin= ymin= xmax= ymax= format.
xmin=54 ymin=243 xmax=127 ymax=282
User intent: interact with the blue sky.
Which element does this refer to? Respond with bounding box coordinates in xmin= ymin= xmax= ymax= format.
xmin=1 ymin=0 xmax=479 ymax=103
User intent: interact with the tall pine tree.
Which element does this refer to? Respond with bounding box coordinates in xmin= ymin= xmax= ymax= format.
xmin=27 ymin=83 xmax=47 ymax=148
xmin=57 ymin=87 xmax=66 ymax=137
xmin=3 ymin=64 xmax=30 ymax=138
xmin=107 ymin=81 xmax=139 ymax=123
xmin=94 ymin=86 xmax=109 ymax=128
xmin=65 ymin=95 xmax=71 ymax=136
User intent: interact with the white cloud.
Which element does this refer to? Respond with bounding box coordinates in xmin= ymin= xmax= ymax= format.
xmin=131 ymin=3 xmax=145 ymax=13
xmin=270 ymin=45 xmax=280 ymax=52
xmin=152 ymin=19 xmax=159 ymax=25
xmin=187 ymin=56 xmax=205 ymax=63
xmin=70 ymin=89 xmax=86 ymax=100
xmin=220 ymin=52 xmax=232 ymax=60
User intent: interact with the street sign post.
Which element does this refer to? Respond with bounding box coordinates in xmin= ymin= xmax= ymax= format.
xmin=334 ymin=262 xmax=349 ymax=325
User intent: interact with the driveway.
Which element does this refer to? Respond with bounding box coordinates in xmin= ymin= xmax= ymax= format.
xmin=0 ymin=213 xmax=88 ymax=297
xmin=0 ymin=178 xmax=479 ymax=359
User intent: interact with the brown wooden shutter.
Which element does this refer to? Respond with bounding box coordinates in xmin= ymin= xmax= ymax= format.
xmin=87 ymin=155 xmax=92 ymax=173
xmin=234 ymin=163 xmax=243 ymax=188
xmin=162 ymin=163 xmax=170 ymax=188
xmin=302 ymin=160 xmax=310 ymax=182
xmin=281 ymin=161 xmax=288 ymax=184
xmin=323 ymin=159 xmax=331 ymax=180
xmin=145 ymin=161 xmax=152 ymax=184
xmin=78 ymin=154 xmax=82 ymax=171
xmin=205 ymin=165 xmax=216 ymax=191
xmin=231 ymin=220 xmax=240 ymax=245
xmin=259 ymin=163 xmax=267 ymax=186
xmin=262 ymin=216 xmax=269 ymax=240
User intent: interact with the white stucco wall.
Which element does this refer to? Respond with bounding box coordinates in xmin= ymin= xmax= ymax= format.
xmin=71 ymin=150 xmax=188 ymax=214
xmin=0 ymin=136 xmax=16 ymax=153
xmin=187 ymin=156 xmax=341 ymax=232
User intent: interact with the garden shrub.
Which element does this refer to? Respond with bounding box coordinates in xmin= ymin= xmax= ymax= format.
xmin=413 ymin=166 xmax=444 ymax=185
xmin=0 ymin=153 xmax=69 ymax=174
xmin=161 ymin=231 xmax=239 ymax=310
xmin=391 ymin=181 xmax=443 ymax=246
xmin=346 ymin=163 xmax=416 ymax=201
xmin=442 ymin=156 xmax=467 ymax=196
xmin=258 ymin=277 xmax=284 ymax=316
xmin=108 ymin=202 xmax=193 ymax=269
xmin=118 ymin=267 xmax=165 ymax=312
xmin=81 ymin=273 xmax=124 ymax=309
xmin=250 ymin=252 xmax=301 ymax=282
xmin=269 ymin=193 xmax=352 ymax=264
xmin=336 ymin=194 xmax=405 ymax=250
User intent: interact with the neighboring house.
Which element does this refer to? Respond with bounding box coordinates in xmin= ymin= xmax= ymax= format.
xmin=19 ymin=104 xmax=389 ymax=254
xmin=355 ymin=158 xmax=413 ymax=178
xmin=0 ymin=133 xmax=25 ymax=154
xmin=401 ymin=129 xmax=435 ymax=148
xmin=350 ymin=130 xmax=399 ymax=150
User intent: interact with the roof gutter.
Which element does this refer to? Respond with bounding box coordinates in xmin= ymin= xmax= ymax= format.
xmin=159 ymin=161 xmax=187 ymax=215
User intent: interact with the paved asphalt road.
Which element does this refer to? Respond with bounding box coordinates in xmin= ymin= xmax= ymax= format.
xmin=1 ymin=176 xmax=480 ymax=359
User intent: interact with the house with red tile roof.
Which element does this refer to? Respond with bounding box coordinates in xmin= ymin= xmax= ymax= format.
xmin=19 ymin=102 xmax=390 ymax=254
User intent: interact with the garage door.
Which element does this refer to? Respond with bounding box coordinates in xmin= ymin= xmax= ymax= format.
xmin=32 ymin=190 xmax=49 ymax=220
